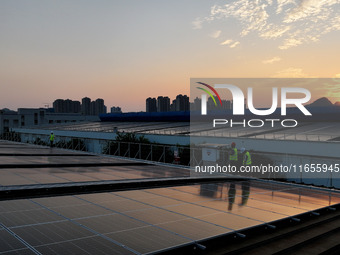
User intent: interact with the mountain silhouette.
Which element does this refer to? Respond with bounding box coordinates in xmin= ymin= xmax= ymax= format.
xmin=308 ymin=97 xmax=333 ymax=107
xmin=334 ymin=101 xmax=340 ymax=106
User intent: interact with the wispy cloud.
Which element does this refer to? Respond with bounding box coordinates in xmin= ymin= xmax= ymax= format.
xmin=210 ymin=30 xmax=222 ymax=38
xmin=318 ymin=79 xmax=340 ymax=102
xmin=263 ymin=57 xmax=281 ymax=64
xmin=220 ymin=39 xmax=233 ymax=45
xmin=194 ymin=0 xmax=340 ymax=50
xmin=229 ymin=41 xmax=240 ymax=48
xmin=271 ymin=67 xmax=314 ymax=78
xmin=192 ymin=18 xmax=203 ymax=30
xmin=279 ymin=38 xmax=303 ymax=49
xmin=259 ymin=24 xmax=291 ymax=39
xmin=220 ymin=39 xmax=240 ymax=48
xmin=277 ymin=0 xmax=297 ymax=15
xmin=283 ymin=0 xmax=338 ymax=23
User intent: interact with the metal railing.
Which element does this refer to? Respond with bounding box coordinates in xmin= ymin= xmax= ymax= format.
xmin=191 ymin=130 xmax=338 ymax=142
xmin=1 ymin=132 xmax=339 ymax=188
xmin=0 ymin=132 xmax=87 ymax=151
xmin=0 ymin=132 xmax=191 ymax=165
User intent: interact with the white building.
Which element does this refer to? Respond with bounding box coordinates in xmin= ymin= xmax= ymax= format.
xmin=0 ymin=108 xmax=99 ymax=134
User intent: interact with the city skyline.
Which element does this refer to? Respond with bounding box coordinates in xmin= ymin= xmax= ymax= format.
xmin=53 ymin=97 xmax=106 ymax=115
xmin=1 ymin=0 xmax=340 ymax=112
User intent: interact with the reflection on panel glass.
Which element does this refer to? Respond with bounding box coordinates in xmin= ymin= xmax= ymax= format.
xmin=1 ymin=180 xmax=339 ymax=254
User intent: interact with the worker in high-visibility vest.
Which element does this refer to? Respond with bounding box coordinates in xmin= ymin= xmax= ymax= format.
xmin=240 ymin=147 xmax=252 ymax=166
xmin=229 ymin=142 xmax=238 ymax=167
xmin=49 ymin=131 xmax=55 ymax=148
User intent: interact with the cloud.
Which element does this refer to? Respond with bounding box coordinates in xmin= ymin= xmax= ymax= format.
xmin=263 ymin=57 xmax=281 ymax=64
xmin=210 ymin=30 xmax=222 ymax=38
xmin=277 ymin=0 xmax=297 ymax=14
xmin=279 ymin=38 xmax=303 ymax=49
xmin=220 ymin=39 xmax=233 ymax=45
xmin=318 ymin=79 xmax=340 ymax=101
xmin=272 ymin=67 xmax=315 ymax=78
xmin=194 ymin=0 xmax=340 ymax=50
xmin=283 ymin=0 xmax=338 ymax=23
xmin=220 ymin=39 xmax=240 ymax=48
xmin=229 ymin=41 xmax=240 ymax=48
xmin=192 ymin=18 xmax=203 ymax=29
xmin=259 ymin=24 xmax=291 ymax=39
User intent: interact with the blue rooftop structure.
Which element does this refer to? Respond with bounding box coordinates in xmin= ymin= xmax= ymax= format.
xmin=100 ymin=111 xmax=190 ymax=122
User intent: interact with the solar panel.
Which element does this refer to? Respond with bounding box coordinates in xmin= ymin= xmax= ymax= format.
xmin=1 ymin=181 xmax=339 ymax=254
xmin=0 ymin=142 xmax=190 ymax=187
xmin=0 ymin=229 xmax=28 ymax=252
xmin=0 ymin=165 xmax=190 ymax=187
xmin=35 ymin=236 xmax=134 ymax=255
xmin=1 ymin=140 xmax=340 ymax=253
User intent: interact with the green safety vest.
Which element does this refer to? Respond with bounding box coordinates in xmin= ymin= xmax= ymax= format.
xmin=229 ymin=148 xmax=238 ymax=161
xmin=50 ymin=134 xmax=55 ymax=141
xmin=243 ymin=151 xmax=252 ymax=165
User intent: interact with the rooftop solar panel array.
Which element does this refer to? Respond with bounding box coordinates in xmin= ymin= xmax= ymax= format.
xmin=1 ymin=140 xmax=340 ymax=254
xmin=1 ymin=181 xmax=340 ymax=254
xmin=0 ymin=142 xmax=189 ymax=188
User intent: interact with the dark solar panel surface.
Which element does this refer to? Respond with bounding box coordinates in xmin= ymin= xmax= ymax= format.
xmin=1 ymin=141 xmax=340 ymax=254
xmin=0 ymin=141 xmax=190 ymax=187
xmin=0 ymin=165 xmax=190 ymax=187
xmin=1 ymin=180 xmax=340 ymax=254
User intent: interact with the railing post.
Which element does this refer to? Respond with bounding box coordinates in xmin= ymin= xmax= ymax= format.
xmin=163 ymin=145 xmax=166 ymax=163
xmin=151 ymin=144 xmax=153 ymax=161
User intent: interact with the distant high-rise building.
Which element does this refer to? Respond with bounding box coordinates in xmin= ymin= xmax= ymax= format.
xmin=170 ymin=99 xmax=176 ymax=112
xmin=81 ymin=97 xmax=91 ymax=115
xmin=53 ymin=97 xmax=105 ymax=115
xmin=95 ymin=98 xmax=105 ymax=115
xmin=53 ymin=99 xmax=81 ymax=113
xmin=193 ymin=97 xmax=201 ymax=111
xmin=146 ymin=97 xmax=157 ymax=112
xmin=53 ymin=99 xmax=65 ymax=113
xmin=90 ymin=101 xmax=96 ymax=115
xmin=73 ymin=101 xmax=81 ymax=113
xmin=174 ymin=94 xmax=189 ymax=111
xmin=111 ymin=106 xmax=122 ymax=114
xmin=64 ymin=99 xmax=72 ymax=113
xmin=169 ymin=94 xmax=189 ymax=112
xmin=157 ymin=96 xmax=170 ymax=112
xmin=206 ymin=96 xmax=232 ymax=111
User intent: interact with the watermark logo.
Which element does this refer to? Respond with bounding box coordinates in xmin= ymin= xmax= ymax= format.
xmin=194 ymin=80 xmax=313 ymax=128
xmin=197 ymin=82 xmax=312 ymax=116
xmin=196 ymin=82 xmax=223 ymax=112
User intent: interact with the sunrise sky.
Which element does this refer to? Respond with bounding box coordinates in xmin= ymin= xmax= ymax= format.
xmin=1 ymin=0 xmax=340 ymax=112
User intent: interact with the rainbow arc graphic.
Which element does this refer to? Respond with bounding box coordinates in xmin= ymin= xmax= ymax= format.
xmin=196 ymin=82 xmax=223 ymax=106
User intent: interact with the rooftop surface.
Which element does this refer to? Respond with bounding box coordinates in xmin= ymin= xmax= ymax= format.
xmin=0 ymin=141 xmax=189 ymax=187
xmin=1 ymin=140 xmax=340 ymax=254
xmin=24 ymin=121 xmax=340 ymax=142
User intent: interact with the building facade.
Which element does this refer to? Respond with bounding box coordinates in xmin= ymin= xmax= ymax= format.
xmin=146 ymin=97 xmax=157 ymax=112
xmin=53 ymin=99 xmax=81 ymax=113
xmin=111 ymin=106 xmax=122 ymax=114
xmin=157 ymin=96 xmax=170 ymax=112
xmin=147 ymin=94 xmax=189 ymax=112
xmin=81 ymin=97 xmax=91 ymax=115
xmin=0 ymin=108 xmax=99 ymax=134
